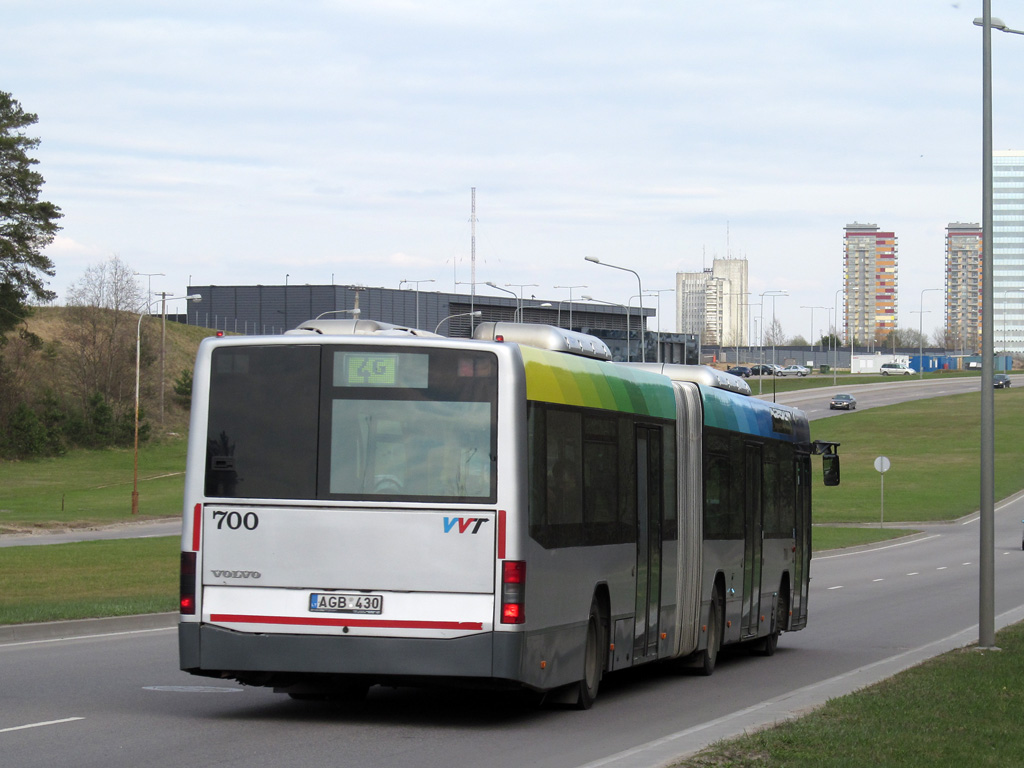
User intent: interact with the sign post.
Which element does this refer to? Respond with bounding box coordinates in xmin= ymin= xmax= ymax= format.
xmin=874 ymin=456 xmax=891 ymax=527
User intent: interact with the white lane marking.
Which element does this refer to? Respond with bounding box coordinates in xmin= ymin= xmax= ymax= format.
xmin=937 ymin=566 xmax=948 ymax=570
xmin=815 ymin=534 xmax=941 ymax=560
xmin=143 ymin=686 xmax=242 ymax=693
xmin=907 ymin=572 xmax=919 ymax=576
xmin=827 ymin=585 xmax=844 ymax=590
xmin=873 ymin=578 xmax=884 ymax=582
xmin=0 ymin=717 xmax=84 ymax=734
xmin=0 ymin=626 xmax=174 ymax=649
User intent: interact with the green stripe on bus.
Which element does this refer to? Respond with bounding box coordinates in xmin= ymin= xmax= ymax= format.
xmin=520 ymin=346 xmax=676 ymax=419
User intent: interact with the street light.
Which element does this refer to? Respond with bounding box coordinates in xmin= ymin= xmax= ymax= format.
xmin=485 ymin=282 xmax=518 ymax=322
xmin=973 ymin=6 xmax=1024 ymax=649
xmin=801 ymin=306 xmax=828 ymax=353
xmin=434 ymin=310 xmax=482 ymax=335
xmin=918 ymin=288 xmax=942 ymax=378
xmin=516 ymin=302 xmax=552 ymax=322
xmin=133 ymin=272 xmax=164 ymax=304
xmin=647 ymin=287 xmax=674 ymax=363
xmin=583 ymin=295 xmax=630 ymax=361
xmin=504 ymin=283 xmax=539 ymax=320
xmin=133 ymin=294 xmax=201 ymax=515
xmin=585 ymin=257 xmax=645 ymax=362
xmin=758 ymin=290 xmax=787 ymax=395
xmin=554 ymin=285 xmax=587 ymax=330
xmin=399 ymin=278 xmax=435 ymax=329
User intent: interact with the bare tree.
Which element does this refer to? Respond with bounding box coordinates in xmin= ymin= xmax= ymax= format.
xmin=61 ymin=256 xmax=146 ymax=413
xmin=763 ymin=317 xmax=786 ymax=347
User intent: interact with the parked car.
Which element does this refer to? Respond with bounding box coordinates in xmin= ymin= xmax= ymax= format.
xmin=725 ymin=366 xmax=752 ymax=378
xmin=749 ymin=363 xmax=780 ymax=376
xmin=829 ymin=393 xmax=857 ymax=410
xmin=880 ymin=362 xmax=915 ymax=376
xmin=779 ymin=364 xmax=809 ymax=377
xmin=994 ymin=374 xmax=1012 ymax=389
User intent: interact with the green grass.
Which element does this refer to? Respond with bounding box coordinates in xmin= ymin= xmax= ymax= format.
xmin=812 ymin=387 xmax=1024 ymax=523
xmin=676 ymin=621 xmax=1024 ymax=768
xmin=811 ymin=526 xmax=918 ymax=551
xmin=0 ymin=438 xmax=187 ymax=532
xmin=0 ymin=536 xmax=179 ymax=624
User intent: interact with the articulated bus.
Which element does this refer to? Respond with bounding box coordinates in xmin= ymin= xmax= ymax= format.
xmin=178 ymin=319 xmax=840 ymax=708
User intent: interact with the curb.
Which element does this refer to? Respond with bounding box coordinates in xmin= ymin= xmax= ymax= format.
xmin=0 ymin=612 xmax=177 ymax=644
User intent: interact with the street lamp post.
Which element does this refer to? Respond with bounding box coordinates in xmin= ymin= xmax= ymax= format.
xmin=517 ymin=302 xmax=552 ymax=322
xmin=434 ymin=310 xmax=482 ymax=335
xmin=801 ymin=306 xmax=828 ymax=354
xmin=583 ymin=295 xmax=629 ymax=361
xmin=505 ymin=283 xmax=539 ymax=320
xmin=133 ymin=294 xmax=200 ymax=515
xmin=585 ymin=257 xmax=645 ymax=362
xmin=973 ymin=6 xmax=1024 ymax=649
xmin=399 ymin=278 xmax=436 ymax=329
xmin=758 ymin=290 xmax=787 ymax=394
xmin=647 ymin=287 xmax=674 ymax=363
xmin=554 ymin=285 xmax=587 ymax=330
xmin=918 ymin=288 xmax=943 ymax=378
xmin=485 ymin=282 xmax=518 ymax=322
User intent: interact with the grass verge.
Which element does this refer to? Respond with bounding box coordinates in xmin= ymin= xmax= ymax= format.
xmin=811 ymin=387 xmax=1024 ymax=523
xmin=675 ymin=621 xmax=1024 ymax=768
xmin=0 ymin=439 xmax=187 ymax=532
xmin=0 ymin=536 xmax=179 ymax=624
xmin=811 ymin=526 xmax=918 ymax=551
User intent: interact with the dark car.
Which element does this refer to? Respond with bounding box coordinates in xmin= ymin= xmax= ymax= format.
xmin=994 ymin=374 xmax=1011 ymax=389
xmin=749 ymin=364 xmax=779 ymax=376
xmin=829 ymin=393 xmax=857 ymax=410
xmin=726 ymin=366 xmax=752 ymax=378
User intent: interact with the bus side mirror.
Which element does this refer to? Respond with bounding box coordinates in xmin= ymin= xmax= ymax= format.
xmin=823 ymin=454 xmax=840 ymax=486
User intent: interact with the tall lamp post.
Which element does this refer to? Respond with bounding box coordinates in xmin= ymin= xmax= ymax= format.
xmin=583 ymin=295 xmax=630 ymax=361
xmin=758 ymin=290 xmax=787 ymax=394
xmin=399 ymin=278 xmax=435 ymax=329
xmin=974 ymin=6 xmax=1024 ymax=649
xmin=505 ymin=282 xmax=539 ymax=320
xmin=647 ymin=287 xmax=674 ymax=363
xmin=485 ymin=282 xmax=518 ymax=321
xmin=554 ymin=285 xmax=587 ymax=330
xmin=133 ymin=294 xmax=200 ymax=515
xmin=585 ymin=257 xmax=645 ymax=362
xmin=918 ymin=288 xmax=943 ymax=378
xmin=434 ymin=310 xmax=482 ymax=335
xmin=801 ymin=305 xmax=828 ymax=359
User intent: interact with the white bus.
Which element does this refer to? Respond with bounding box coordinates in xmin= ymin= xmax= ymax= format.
xmin=178 ymin=320 xmax=840 ymax=708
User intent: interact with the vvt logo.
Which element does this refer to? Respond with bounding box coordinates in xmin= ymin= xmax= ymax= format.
xmin=443 ymin=517 xmax=490 ymax=534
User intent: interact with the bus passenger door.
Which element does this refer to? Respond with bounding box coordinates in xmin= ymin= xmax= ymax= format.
xmin=741 ymin=443 xmax=763 ymax=638
xmin=633 ymin=425 xmax=663 ymax=663
xmin=791 ymin=454 xmax=812 ymax=629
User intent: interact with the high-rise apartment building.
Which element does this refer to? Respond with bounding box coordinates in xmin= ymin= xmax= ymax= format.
xmin=994 ymin=150 xmax=1024 ymax=355
xmin=675 ymin=257 xmax=748 ymax=346
xmin=843 ymin=223 xmax=897 ymax=345
xmin=944 ymin=222 xmax=982 ymax=354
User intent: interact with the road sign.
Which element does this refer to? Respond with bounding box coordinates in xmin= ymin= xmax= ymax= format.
xmin=874 ymin=456 xmax=891 ymax=473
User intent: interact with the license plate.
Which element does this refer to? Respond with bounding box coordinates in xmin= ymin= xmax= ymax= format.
xmin=309 ymin=593 xmax=383 ymax=615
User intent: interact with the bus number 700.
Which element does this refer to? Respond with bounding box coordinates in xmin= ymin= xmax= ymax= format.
xmin=212 ymin=510 xmax=259 ymax=531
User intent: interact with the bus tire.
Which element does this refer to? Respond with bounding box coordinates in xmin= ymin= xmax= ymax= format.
xmin=575 ymin=599 xmax=604 ymax=710
xmin=756 ymin=590 xmax=788 ymax=657
xmin=698 ymin=590 xmax=723 ymax=676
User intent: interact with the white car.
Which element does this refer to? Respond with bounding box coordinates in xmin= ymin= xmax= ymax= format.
xmin=779 ymin=365 xmax=809 ymax=377
xmin=880 ymin=362 xmax=915 ymax=375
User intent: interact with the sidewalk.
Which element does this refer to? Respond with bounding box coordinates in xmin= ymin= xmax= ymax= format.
xmin=0 ymin=518 xmax=181 ymax=547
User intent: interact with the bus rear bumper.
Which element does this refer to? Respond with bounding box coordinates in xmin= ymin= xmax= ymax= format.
xmin=179 ymin=621 xmax=526 ymax=684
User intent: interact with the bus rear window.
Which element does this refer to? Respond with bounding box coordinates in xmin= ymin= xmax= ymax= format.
xmin=320 ymin=346 xmax=498 ymax=503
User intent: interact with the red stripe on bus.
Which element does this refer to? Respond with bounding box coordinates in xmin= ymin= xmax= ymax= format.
xmin=210 ymin=614 xmax=484 ymax=631
xmin=497 ymin=509 xmax=506 ymax=559
xmin=192 ymin=504 xmax=202 ymax=551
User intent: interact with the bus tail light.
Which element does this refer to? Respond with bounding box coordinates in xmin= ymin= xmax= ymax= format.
xmin=500 ymin=560 xmax=526 ymax=624
xmin=180 ymin=552 xmax=197 ymax=615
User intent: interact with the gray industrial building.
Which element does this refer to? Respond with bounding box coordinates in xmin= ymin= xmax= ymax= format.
xmin=182 ymin=283 xmax=698 ymax=364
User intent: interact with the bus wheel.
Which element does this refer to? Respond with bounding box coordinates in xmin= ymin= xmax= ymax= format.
xmin=698 ymin=590 xmax=722 ymax=676
xmin=756 ymin=592 xmax=787 ymax=657
xmin=575 ymin=600 xmax=604 ymax=710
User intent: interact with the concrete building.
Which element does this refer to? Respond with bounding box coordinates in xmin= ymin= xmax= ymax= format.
xmin=994 ymin=150 xmax=1024 ymax=356
xmin=675 ymin=257 xmax=748 ymax=346
xmin=843 ymin=223 xmax=897 ymax=345
xmin=944 ymin=222 xmax=982 ymax=355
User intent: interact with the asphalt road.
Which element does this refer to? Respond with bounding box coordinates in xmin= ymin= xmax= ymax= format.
xmin=3 ymin=374 xmax=1023 ymax=767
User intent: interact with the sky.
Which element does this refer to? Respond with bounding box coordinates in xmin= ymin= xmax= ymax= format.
xmin=5 ymin=0 xmax=1024 ymax=337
